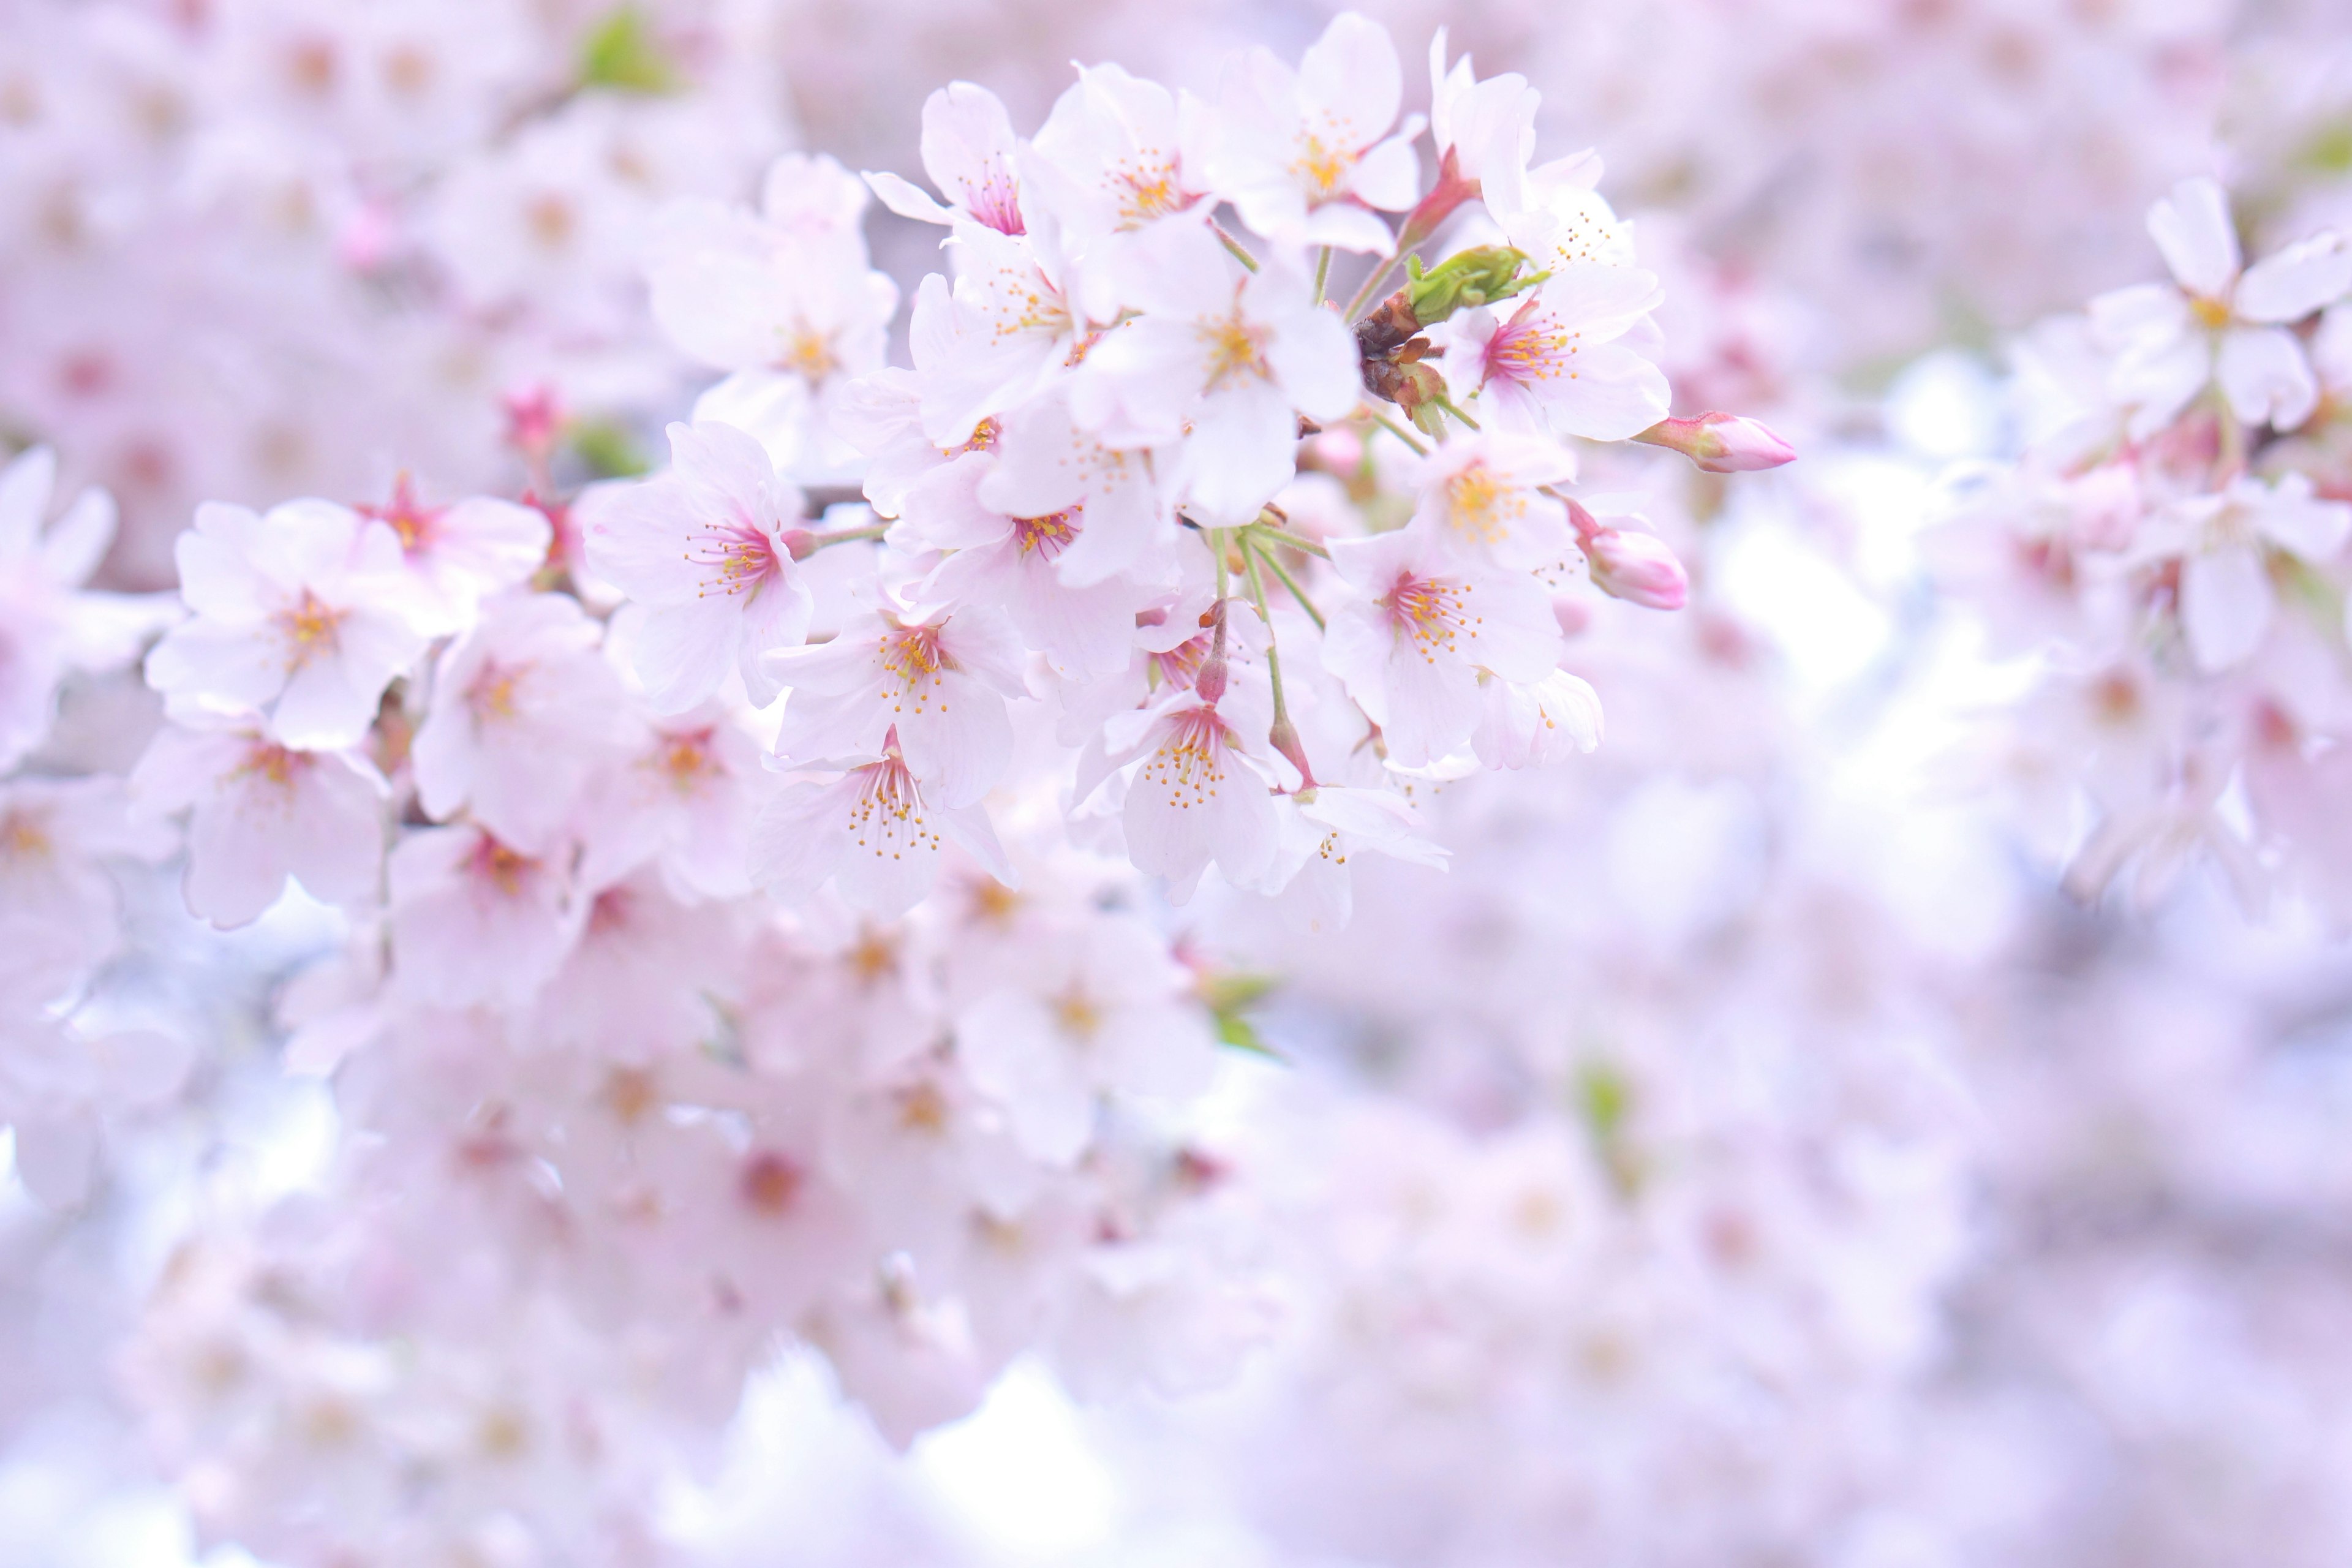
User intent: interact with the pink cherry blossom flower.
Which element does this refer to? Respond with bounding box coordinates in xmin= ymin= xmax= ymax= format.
xmin=131 ymin=718 xmax=388 ymax=929
xmin=1257 ymin=783 xmax=1450 ymax=935
xmin=1204 ymin=12 xmax=1421 ymax=253
xmin=387 ymin=824 xmax=579 ymax=1008
xmin=580 ymin=421 xmax=813 ymax=712
xmin=1322 ymin=527 xmax=1565 ymax=767
xmin=1098 ymin=696 xmax=1280 ymax=889
xmin=956 ymin=913 xmax=1218 ymax=1164
xmin=766 ymin=602 xmax=1029 ymax=810
xmin=1441 ymin=263 xmax=1672 ymax=441
xmin=1472 ymin=668 xmax=1605 ymax=769
xmin=2128 ymin=472 xmax=2352 ymax=673
xmin=2090 ymin=178 xmax=2352 ymax=438
xmin=411 ymin=593 xmax=636 ymax=853
xmin=751 ymin=745 xmax=1010 ymax=918
xmin=865 ymin=83 xmax=1027 ymax=235
xmin=1427 ymin=29 xmax=1539 ymax=222
xmin=0 ymin=777 xmax=169 ymax=1009
xmin=143 ymin=499 xmax=429 ymax=750
xmin=0 ymin=447 xmax=157 ymax=772
xmin=356 ymin=475 xmax=551 ymax=636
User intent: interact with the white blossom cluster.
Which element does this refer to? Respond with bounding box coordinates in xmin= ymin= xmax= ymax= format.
xmin=1932 ymin=176 xmax=2352 ymax=913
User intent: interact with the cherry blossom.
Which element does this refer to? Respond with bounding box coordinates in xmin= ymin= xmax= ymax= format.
xmin=580 ymin=421 xmax=813 ymax=711
xmin=2091 ymin=177 xmax=2352 ymax=438
xmin=131 ymin=719 xmax=389 ymax=927
xmin=144 ymin=499 xmax=429 ymax=749
xmin=1322 ymin=526 xmax=1565 ymax=766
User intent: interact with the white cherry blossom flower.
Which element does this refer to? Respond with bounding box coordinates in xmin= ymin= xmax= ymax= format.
xmin=144 ymin=499 xmax=429 ymax=749
xmin=1409 ymin=432 xmax=1578 ymax=570
xmin=1257 ymin=783 xmax=1450 ymax=934
xmin=580 ymin=421 xmax=813 ymax=712
xmin=2090 ymin=178 xmax=2352 ymax=438
xmin=1427 ymin=29 xmax=1539 ymax=221
xmin=1472 ymin=667 xmax=1605 ymax=769
xmin=0 ymin=447 xmax=157 ymax=771
xmin=1074 ymin=221 xmax=1356 ymax=525
xmin=411 ymin=593 xmax=636 ymax=853
xmin=131 ymin=718 xmax=388 ymax=928
xmin=1321 ymin=527 xmax=1565 ymax=766
xmin=2127 ymin=472 xmax=2352 ymax=672
xmin=1204 ymin=11 xmax=1421 ymax=253
xmin=955 ymin=913 xmax=1217 ymax=1164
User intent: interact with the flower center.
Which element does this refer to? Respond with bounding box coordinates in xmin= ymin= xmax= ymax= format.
xmin=1446 ymin=462 xmax=1523 ymax=544
xmin=1292 ymin=133 xmax=1350 ymax=198
xmin=1014 ymin=510 xmax=1079 ymax=558
xmin=1199 ymin=311 xmax=1270 ymax=391
xmin=2190 ymin=294 xmax=2233 ymax=330
xmin=274 ymin=589 xmax=345 ymax=668
xmin=1382 ymin=572 xmax=1477 ymax=662
xmin=783 ymin=328 xmax=838 ymax=383
xmin=686 ymin=517 xmax=777 ymax=601
xmin=738 ymin=1150 xmax=804 ymax=1216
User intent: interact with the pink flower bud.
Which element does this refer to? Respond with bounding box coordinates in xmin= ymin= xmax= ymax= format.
xmin=1635 ymin=412 xmax=1796 ymax=473
xmin=1581 ymin=527 xmax=1689 ymax=611
xmin=1194 ymin=652 xmax=1229 ymax=704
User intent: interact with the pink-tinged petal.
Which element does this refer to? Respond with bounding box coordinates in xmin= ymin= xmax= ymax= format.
xmin=2234 ymin=233 xmax=2352 ymax=324
xmin=1298 ymin=202 xmax=1401 ymax=255
xmin=2217 ymin=325 xmax=2318 ymax=431
xmin=172 ymin=518 xmax=268 ymax=622
xmin=2113 ymin=333 xmax=2211 ymax=440
xmin=1378 ymin=647 xmax=1481 ymax=765
xmin=864 ymin=168 xmax=957 ymax=226
xmin=1254 ymin=279 xmax=1360 ymax=422
xmin=919 ymin=83 xmax=1025 ymax=233
xmin=2179 ymin=545 xmax=2273 ymax=672
xmin=38 ymin=488 xmax=114 ymax=588
xmin=270 ymin=656 xmax=373 ymax=750
xmin=2147 ymin=177 xmax=2241 ymax=301
xmin=1534 ymin=341 xmax=1671 ymax=442
xmin=899 ymin=676 xmax=1012 ymax=809
xmin=1180 ymin=382 xmax=1298 ymax=526
xmin=635 ymin=598 xmax=742 ymax=712
xmin=2250 ymin=476 xmax=2352 ymax=562
xmin=1347 ymin=134 xmax=1422 ymax=212
xmin=747 ymin=778 xmax=846 ymax=902
xmin=2087 ymin=282 xmax=2190 ymax=352
xmin=1297 ymin=12 xmax=1402 ymax=153
xmin=143 ymin=619 xmax=282 ymax=717
xmin=0 ymin=446 xmax=55 ymax=560
xmin=957 ymin=992 xmax=1098 ymax=1165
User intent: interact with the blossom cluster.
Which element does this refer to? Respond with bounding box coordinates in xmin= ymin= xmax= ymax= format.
xmin=1933 ymin=176 xmax=2352 ymax=912
xmin=586 ymin=14 xmax=1789 ymax=926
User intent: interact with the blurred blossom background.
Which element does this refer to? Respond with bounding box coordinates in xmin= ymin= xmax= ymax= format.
xmin=7 ymin=2 xmax=2352 ymax=1566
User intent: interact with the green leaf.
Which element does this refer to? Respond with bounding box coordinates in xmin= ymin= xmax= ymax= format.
xmin=579 ymin=7 xmax=680 ymax=96
xmin=571 ymin=418 xmax=649 ymax=479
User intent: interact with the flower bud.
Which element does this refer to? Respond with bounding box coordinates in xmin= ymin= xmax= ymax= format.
xmin=1634 ymin=412 xmax=1796 ymax=473
xmin=1581 ymin=527 xmax=1689 ymax=611
xmin=1404 ymin=246 xmax=1542 ymax=327
xmin=1194 ymin=650 xmax=1229 ymax=704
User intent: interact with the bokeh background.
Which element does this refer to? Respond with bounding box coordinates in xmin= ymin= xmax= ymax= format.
xmin=8 ymin=2 xmax=2352 ymax=1566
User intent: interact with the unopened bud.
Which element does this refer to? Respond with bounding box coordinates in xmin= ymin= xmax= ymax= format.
xmin=1405 ymin=246 xmax=1542 ymax=327
xmin=502 ymin=383 xmax=563 ymax=461
xmin=1634 ymin=412 xmax=1796 ymax=473
xmin=1581 ymin=527 xmax=1689 ymax=611
xmin=1194 ymin=650 xmax=1229 ymax=704
xmin=1267 ymin=713 xmax=1316 ymax=789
